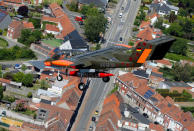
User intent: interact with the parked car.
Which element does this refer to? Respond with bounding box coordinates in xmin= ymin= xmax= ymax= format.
xmin=120 ymin=37 xmax=123 ymax=41
xmin=119 ymin=12 xmax=123 ymax=18
xmin=143 ymin=113 xmax=149 ymax=118
xmin=91 ymin=116 xmax=96 ymax=122
xmin=2 ymin=111 xmax=6 ymax=116
xmin=94 ymin=110 xmax=99 ymax=115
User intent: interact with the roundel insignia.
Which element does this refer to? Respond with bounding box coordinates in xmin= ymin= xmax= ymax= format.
xmin=149 ymin=45 xmax=152 ymax=48
xmin=129 ymin=57 xmax=133 ymax=61
xmin=136 ymin=52 xmax=140 ymax=56
xmin=126 ymin=63 xmax=130 ymax=66
xmin=143 ymin=42 xmax=147 ymax=46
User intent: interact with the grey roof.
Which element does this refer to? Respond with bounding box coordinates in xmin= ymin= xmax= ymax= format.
xmin=64 ymin=30 xmax=89 ymax=50
xmin=0 ymin=9 xmax=7 ymax=22
xmin=29 ymin=60 xmax=45 ymax=70
xmin=150 ymin=3 xmax=171 ymax=14
xmin=79 ymin=0 xmax=108 ymax=8
xmin=40 ymin=99 xmax=51 ymax=105
xmin=133 ymin=70 xmax=149 ymax=79
xmin=120 ymin=103 xmax=151 ymax=125
xmin=163 ymin=81 xmax=191 ymax=87
xmin=151 ymin=72 xmax=163 ymax=78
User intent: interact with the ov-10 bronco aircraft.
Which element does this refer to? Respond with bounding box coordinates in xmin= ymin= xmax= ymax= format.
xmin=44 ymin=36 xmax=175 ymax=90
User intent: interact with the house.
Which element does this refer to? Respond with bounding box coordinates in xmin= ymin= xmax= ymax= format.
xmin=23 ymin=21 xmax=34 ymax=29
xmin=150 ymin=1 xmax=179 ymax=16
xmin=0 ymin=9 xmax=11 ymax=30
xmin=45 ymin=24 xmax=60 ymax=35
xmin=155 ymin=59 xmax=172 ymax=68
xmin=116 ymin=72 xmax=193 ymax=131
xmin=3 ymin=0 xmax=31 ymax=10
xmin=7 ymin=20 xmax=23 ymax=39
xmin=136 ymin=25 xmax=162 ymax=41
xmin=119 ymin=103 xmax=151 ymax=130
xmin=78 ymin=0 xmax=108 ymax=10
xmin=147 ymin=13 xmax=159 ymax=25
xmin=96 ymin=92 xmax=123 ymax=131
xmin=60 ymin=30 xmax=89 ymax=51
xmin=33 ymin=103 xmax=73 ymax=130
xmin=57 ymin=85 xmax=82 ymax=110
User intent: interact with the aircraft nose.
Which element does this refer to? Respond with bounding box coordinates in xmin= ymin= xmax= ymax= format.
xmin=44 ymin=61 xmax=51 ymax=66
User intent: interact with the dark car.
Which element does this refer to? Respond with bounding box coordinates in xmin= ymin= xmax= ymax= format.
xmin=2 ymin=111 xmax=6 ymax=116
xmin=81 ymin=15 xmax=87 ymax=19
xmin=154 ymin=121 xmax=159 ymax=124
xmin=143 ymin=113 xmax=149 ymax=118
xmin=120 ymin=37 xmax=123 ymax=41
xmin=91 ymin=116 xmax=96 ymax=122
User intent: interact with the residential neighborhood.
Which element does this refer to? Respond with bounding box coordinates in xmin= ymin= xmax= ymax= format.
xmin=0 ymin=0 xmax=193 ymax=131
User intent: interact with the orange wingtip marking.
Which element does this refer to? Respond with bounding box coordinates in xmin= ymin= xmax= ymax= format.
xmin=137 ymin=49 xmax=152 ymax=63
xmin=51 ymin=60 xmax=74 ymax=66
xmin=44 ymin=61 xmax=52 ymax=66
xmin=116 ymin=44 xmax=132 ymax=48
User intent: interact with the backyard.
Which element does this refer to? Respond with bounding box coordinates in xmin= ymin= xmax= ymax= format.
xmin=0 ymin=38 xmax=8 ymax=48
xmin=42 ymin=39 xmax=63 ymax=48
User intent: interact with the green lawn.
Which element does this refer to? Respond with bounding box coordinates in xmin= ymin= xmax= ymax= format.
xmin=42 ymin=39 xmax=63 ymax=47
xmin=165 ymin=53 xmax=194 ymax=62
xmin=0 ymin=38 xmax=8 ymax=48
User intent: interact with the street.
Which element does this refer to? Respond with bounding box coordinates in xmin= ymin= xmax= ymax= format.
xmin=74 ymin=0 xmax=141 ymax=131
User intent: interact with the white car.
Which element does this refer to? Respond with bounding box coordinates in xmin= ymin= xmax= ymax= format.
xmin=119 ymin=13 xmax=123 ymax=18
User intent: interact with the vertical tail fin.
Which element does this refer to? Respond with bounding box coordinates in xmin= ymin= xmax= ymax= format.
xmin=131 ymin=36 xmax=175 ymax=64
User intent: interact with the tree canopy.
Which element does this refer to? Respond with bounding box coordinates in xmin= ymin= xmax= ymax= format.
xmin=169 ymin=38 xmax=187 ymax=55
xmin=17 ymin=6 xmax=28 ymax=17
xmin=84 ymin=14 xmax=107 ymax=42
xmin=18 ymin=29 xmax=43 ymax=46
xmin=0 ymin=86 xmax=4 ymax=101
xmin=22 ymin=74 xmax=34 ymax=87
xmin=0 ymin=46 xmax=36 ymax=60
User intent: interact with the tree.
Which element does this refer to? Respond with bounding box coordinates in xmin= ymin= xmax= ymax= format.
xmin=154 ymin=18 xmax=165 ymax=30
xmin=0 ymin=29 xmax=3 ymax=35
xmin=172 ymin=63 xmax=193 ymax=82
xmin=27 ymin=92 xmax=32 ymax=98
xmin=166 ymin=23 xmax=183 ymax=37
xmin=21 ymin=65 xmax=27 ymax=71
xmin=32 ymin=30 xmax=43 ymax=42
xmin=17 ymin=6 xmax=28 ymax=17
xmin=28 ymin=18 xmax=41 ymax=29
xmin=0 ymin=65 xmax=2 ymax=78
xmin=13 ymin=72 xmax=25 ymax=82
xmin=15 ymin=102 xmax=26 ymax=112
xmin=128 ymin=41 xmax=134 ymax=46
xmin=95 ymin=44 xmax=101 ymax=50
xmin=169 ymin=11 xmax=177 ymax=23
xmin=18 ymin=29 xmax=32 ymax=46
xmin=84 ymin=14 xmax=107 ymax=42
xmin=182 ymin=19 xmax=193 ymax=39
xmin=22 ymin=74 xmax=33 ymax=87
xmin=0 ymin=86 xmax=4 ymax=101
xmin=169 ymin=38 xmax=187 ymax=55
xmin=40 ymin=80 xmax=49 ymax=90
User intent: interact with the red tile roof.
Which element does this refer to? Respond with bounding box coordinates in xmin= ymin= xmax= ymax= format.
xmin=45 ymin=24 xmax=60 ymax=32
xmin=0 ymin=78 xmax=11 ymax=84
xmin=36 ymin=103 xmax=73 ymax=128
xmin=137 ymin=26 xmax=154 ymax=41
xmin=5 ymin=0 xmax=22 ymax=4
xmin=23 ymin=21 xmax=34 ymax=29
xmin=155 ymin=59 xmax=172 ymax=66
xmin=57 ymin=87 xmax=81 ymax=110
xmin=118 ymin=72 xmax=148 ymax=89
xmin=97 ymin=92 xmax=122 ymax=130
xmin=9 ymin=20 xmax=23 ymax=29
xmin=147 ymin=13 xmax=159 ymax=20
xmin=149 ymin=123 xmax=164 ymax=131
xmin=41 ymin=16 xmax=59 ymax=23
xmin=140 ymin=21 xmax=151 ymax=29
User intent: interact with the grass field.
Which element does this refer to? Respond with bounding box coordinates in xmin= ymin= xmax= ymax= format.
xmin=165 ymin=53 xmax=194 ymax=62
xmin=42 ymin=39 xmax=63 ymax=47
xmin=0 ymin=37 xmax=8 ymax=48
